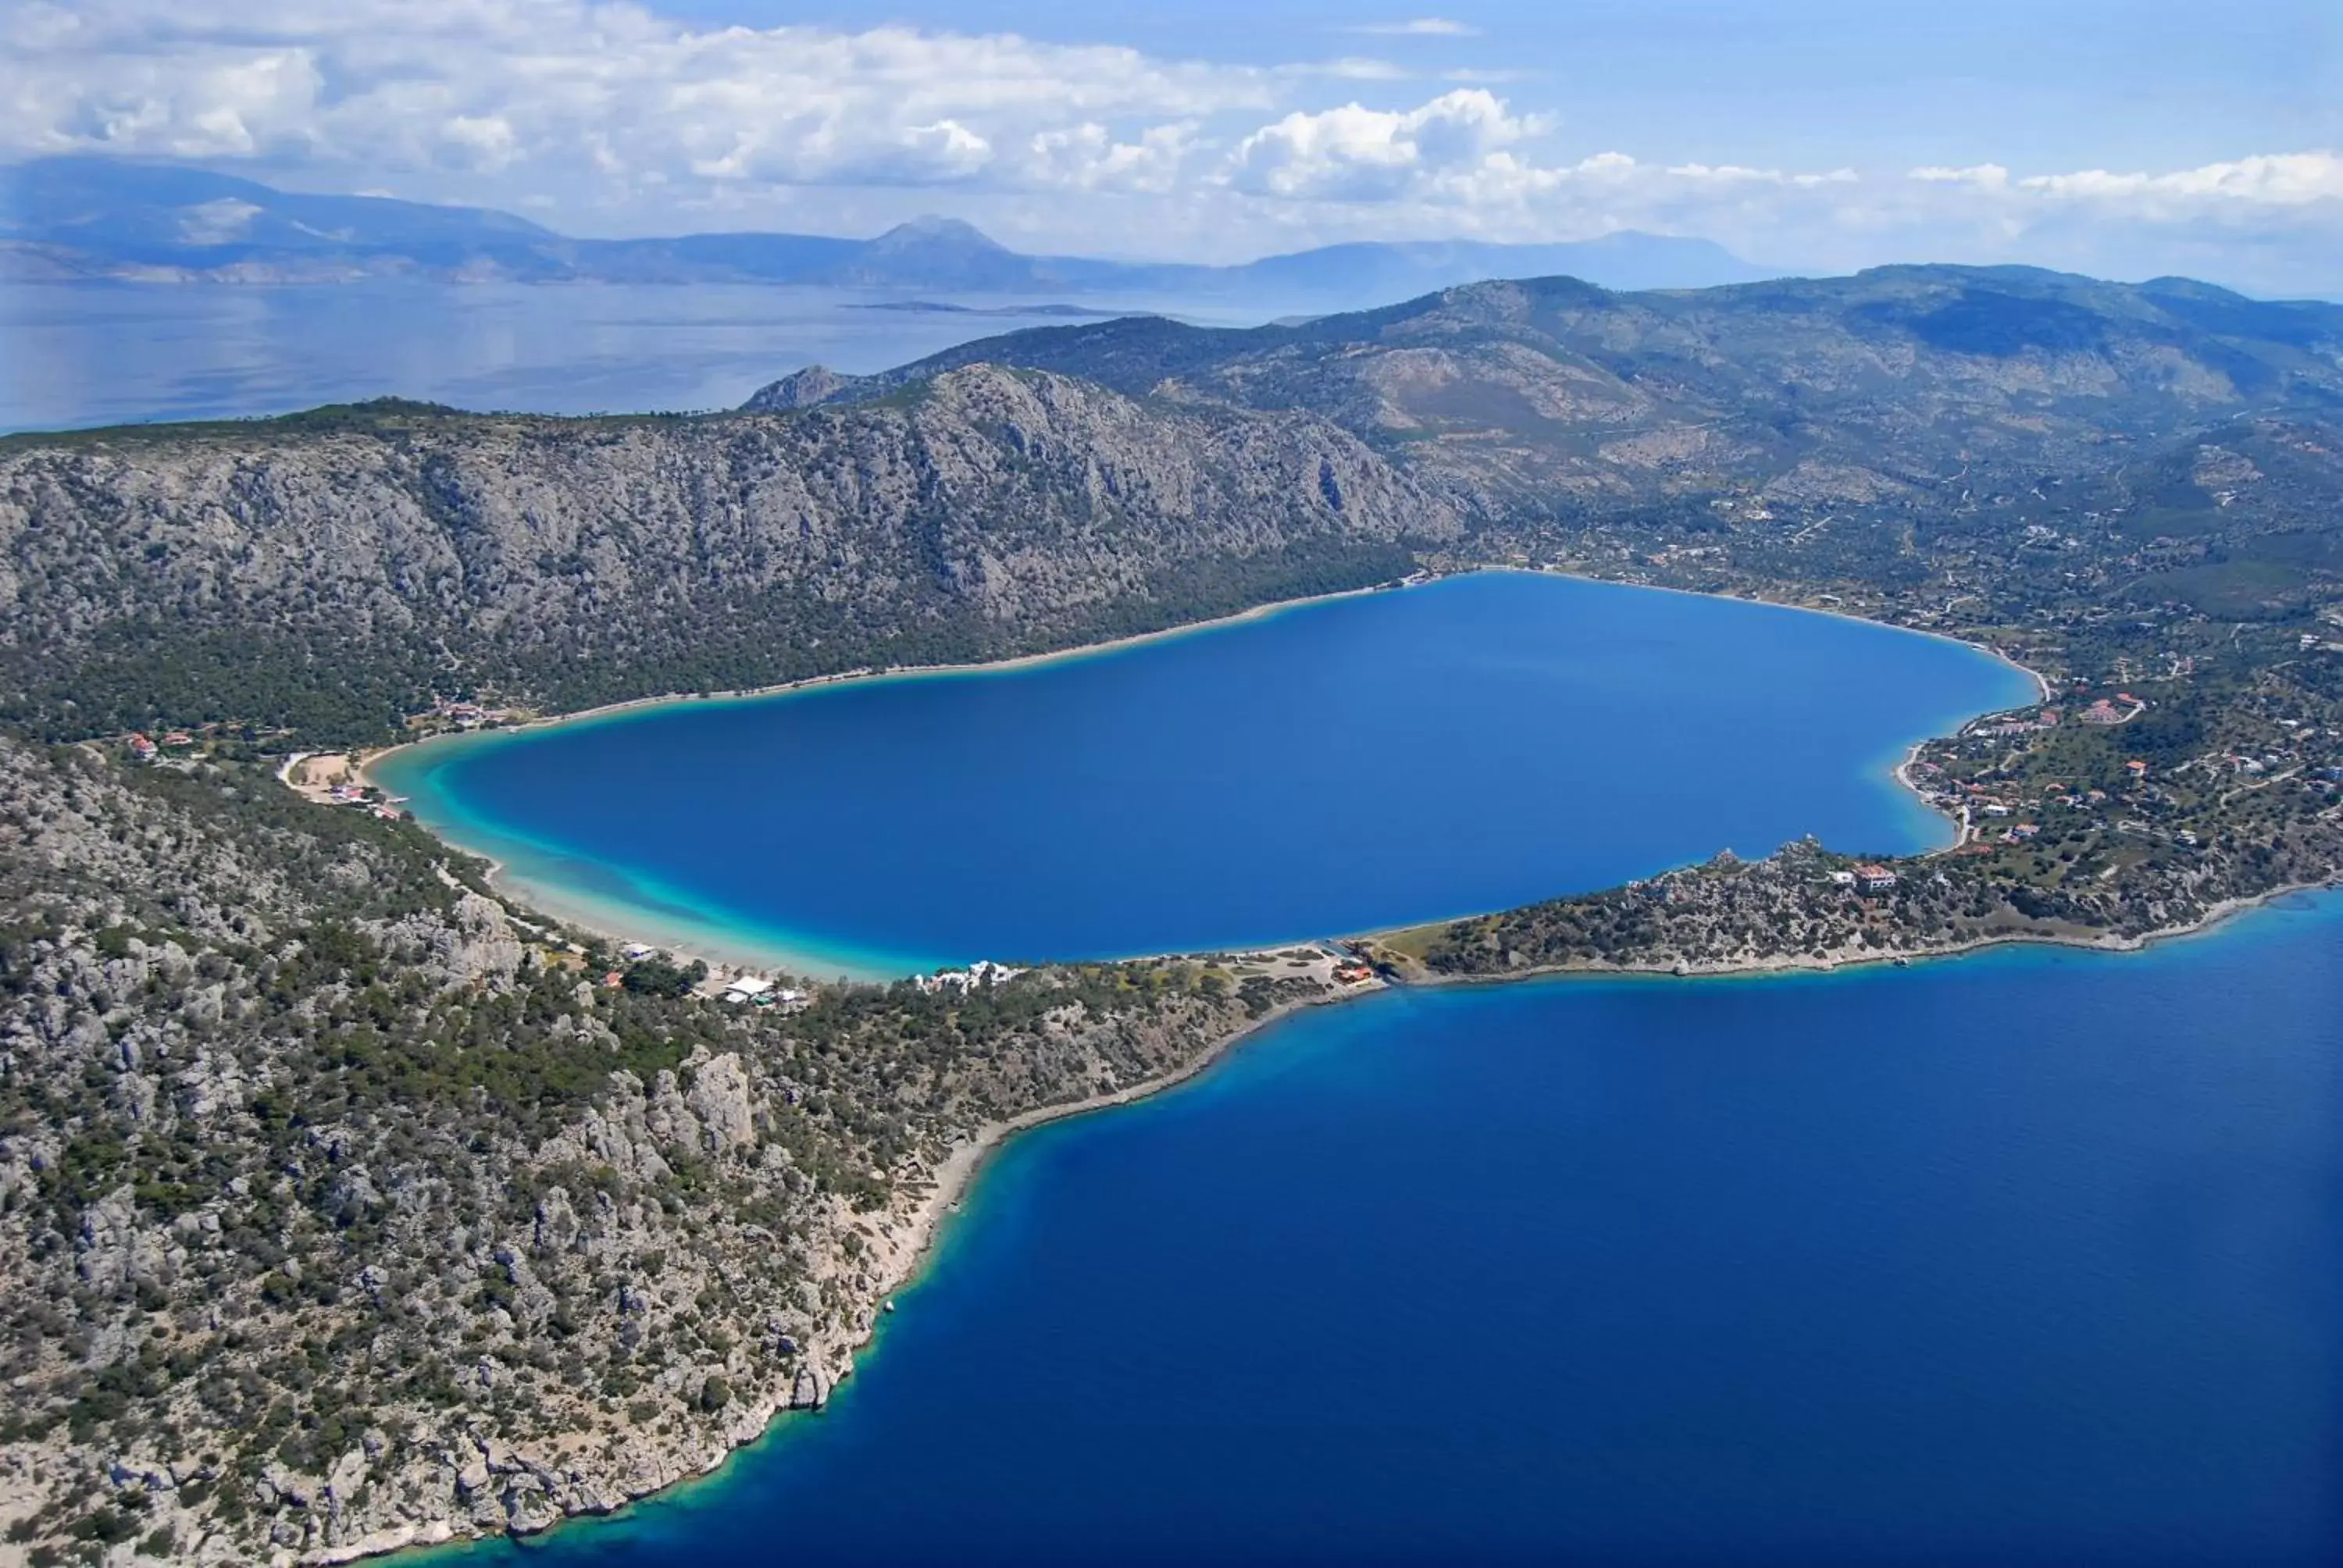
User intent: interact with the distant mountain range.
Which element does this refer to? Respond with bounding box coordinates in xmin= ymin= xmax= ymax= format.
xmin=0 ymin=156 xmax=1773 ymax=303
xmin=747 ymin=263 xmax=2343 ymax=533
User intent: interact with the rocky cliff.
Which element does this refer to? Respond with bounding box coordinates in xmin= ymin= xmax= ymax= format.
xmin=746 ymin=267 xmax=2343 ymax=520
xmin=0 ymin=365 xmax=1453 ymax=743
xmin=0 ymin=735 xmax=1350 ymax=1563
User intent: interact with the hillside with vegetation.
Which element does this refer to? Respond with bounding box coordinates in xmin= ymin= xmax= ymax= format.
xmin=747 ymin=264 xmax=2343 ymax=528
xmin=1 ymin=262 xmax=2341 ymax=1563
xmin=0 ymin=733 xmax=1351 ymax=1563
xmin=0 ymin=367 xmax=1447 ymax=745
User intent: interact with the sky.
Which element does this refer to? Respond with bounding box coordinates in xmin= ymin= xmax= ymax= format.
xmin=5 ymin=0 xmax=2341 ymax=294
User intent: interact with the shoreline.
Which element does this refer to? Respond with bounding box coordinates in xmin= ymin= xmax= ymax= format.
xmin=360 ymin=874 xmax=2343 ymax=1568
xmin=868 ymin=976 xmax=1371 ymax=1318
xmin=455 ymin=840 xmax=916 ymax=985
xmin=378 ymin=972 xmax=1378 ymax=1568
xmin=1506 ymin=563 xmax=2059 ymax=707
xmin=365 ymin=575 xmax=1405 ymax=773
xmin=355 ymin=565 xmax=2029 ymax=985
xmin=357 ymin=576 xmax=1418 ymax=983
xmin=1368 ymin=873 xmax=2342 ymax=992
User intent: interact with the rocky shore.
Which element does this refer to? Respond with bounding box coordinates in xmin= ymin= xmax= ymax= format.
xmin=0 ymin=732 xmax=1372 ymax=1567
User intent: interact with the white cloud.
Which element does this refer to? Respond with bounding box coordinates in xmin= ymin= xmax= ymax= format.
xmin=1303 ymin=57 xmax=1414 ymax=82
xmin=1910 ymin=163 xmax=2010 ymax=190
xmin=1025 ymin=122 xmax=1197 ymax=194
xmin=1345 ymin=17 xmax=1482 ymax=36
xmin=1226 ymin=89 xmax=1543 ymax=201
xmin=2 ymin=0 xmax=2337 ymax=296
xmin=1 ymin=0 xmax=1275 ymax=195
xmin=1667 ymin=163 xmax=1858 ymax=187
xmin=1911 ymin=153 xmax=2343 ymax=210
xmin=2018 ymin=151 xmax=2343 ymax=207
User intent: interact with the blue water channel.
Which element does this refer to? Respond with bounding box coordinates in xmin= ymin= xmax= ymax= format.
xmin=444 ymin=892 xmax=2343 ymax=1566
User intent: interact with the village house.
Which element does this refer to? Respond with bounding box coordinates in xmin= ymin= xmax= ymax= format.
xmin=127 ymin=733 xmax=158 ymax=762
xmin=915 ymin=960 xmax=1028 ymax=995
xmin=1853 ymin=864 xmax=1899 ymax=893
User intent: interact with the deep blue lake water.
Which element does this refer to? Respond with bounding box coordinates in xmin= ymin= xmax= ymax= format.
xmin=446 ymin=891 xmax=2343 ymax=1568
xmin=373 ymin=572 xmax=2038 ymax=978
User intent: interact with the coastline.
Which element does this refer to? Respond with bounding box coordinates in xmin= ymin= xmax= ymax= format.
xmin=1365 ymin=872 xmax=2342 ymax=992
xmin=377 ymin=971 xmax=1378 ymax=1568
xmin=452 ymin=836 xmax=921 ymax=984
xmin=865 ymin=977 xmax=1372 ymax=1327
xmin=1508 ymin=563 xmax=2059 ymax=707
xmin=364 ymin=574 xmax=1406 ymax=775
xmin=356 ymin=576 xmax=1420 ymax=983
xmin=301 ymin=566 xmax=2304 ymax=1568
xmin=354 ymin=871 xmax=2343 ymax=1568
xmin=355 ymin=564 xmax=2026 ymax=985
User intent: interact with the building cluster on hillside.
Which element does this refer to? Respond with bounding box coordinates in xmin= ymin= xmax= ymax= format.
xmin=914 ymin=960 xmax=1026 ymax=996
xmin=2076 ymin=693 xmax=2146 ymax=725
xmin=719 ymin=973 xmax=808 ymax=1010
xmin=316 ymin=779 xmax=406 ymax=820
xmin=124 ymin=729 xmax=204 ymax=762
xmin=428 ymin=699 xmax=520 ymax=730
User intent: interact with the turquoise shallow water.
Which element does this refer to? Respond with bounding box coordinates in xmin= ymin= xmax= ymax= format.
xmin=444 ymin=892 xmax=2343 ymax=1567
xmin=374 ymin=572 xmax=2037 ymax=976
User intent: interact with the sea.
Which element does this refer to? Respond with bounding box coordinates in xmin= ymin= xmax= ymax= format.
xmin=0 ymin=280 xmax=1304 ymax=433
xmin=20 ymin=280 xmax=2337 ymax=1565
xmin=440 ymin=891 xmax=2343 ymax=1567
xmin=371 ymin=571 xmax=2041 ymax=978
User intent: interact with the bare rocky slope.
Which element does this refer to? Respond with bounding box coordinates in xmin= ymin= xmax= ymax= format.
xmin=0 ymin=365 xmax=1453 ymax=743
xmin=749 ymin=266 xmax=2343 ymax=521
xmin=0 ymin=733 xmax=1351 ymax=1564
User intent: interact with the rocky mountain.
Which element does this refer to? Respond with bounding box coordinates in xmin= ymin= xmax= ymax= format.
xmin=0 ymin=731 xmax=1346 ymax=1563
xmin=0 ymin=366 xmax=1451 ymax=743
xmin=747 ymin=265 xmax=2343 ymax=521
xmin=2 ymin=252 xmax=2340 ymax=1566
xmin=1 ymin=158 xmax=1768 ymax=301
xmin=0 ymin=159 xmax=562 ymax=282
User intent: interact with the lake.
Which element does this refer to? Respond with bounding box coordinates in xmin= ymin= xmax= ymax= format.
xmin=440 ymin=889 xmax=2343 ymax=1567
xmin=0 ymin=281 xmax=1297 ymax=433
xmin=371 ymin=572 xmax=2041 ymax=978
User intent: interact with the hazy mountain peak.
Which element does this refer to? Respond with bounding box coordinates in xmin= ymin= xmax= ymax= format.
xmin=2 ymin=156 xmax=1769 ymax=303
xmin=869 ymin=215 xmax=1006 ymax=253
